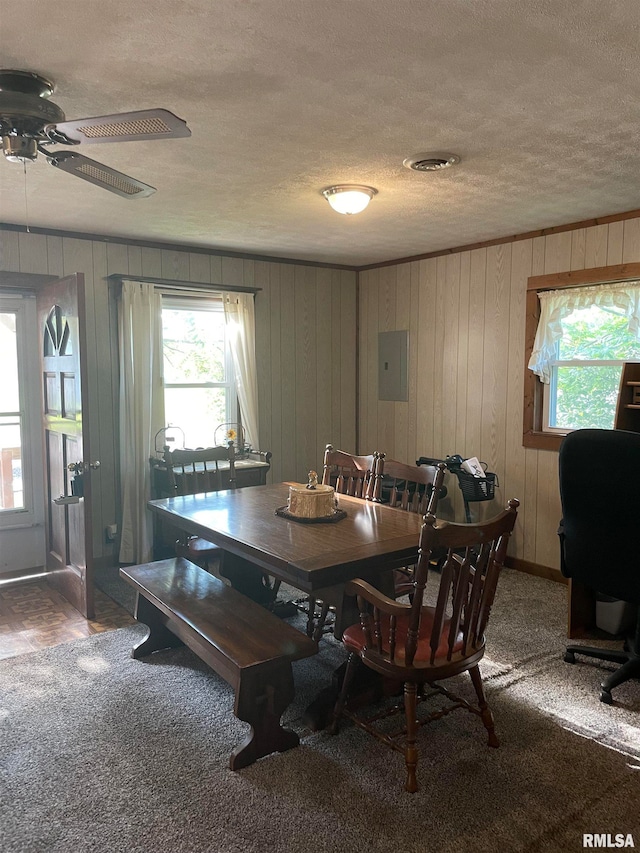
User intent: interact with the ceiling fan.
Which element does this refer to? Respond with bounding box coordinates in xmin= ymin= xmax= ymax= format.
xmin=0 ymin=69 xmax=191 ymax=198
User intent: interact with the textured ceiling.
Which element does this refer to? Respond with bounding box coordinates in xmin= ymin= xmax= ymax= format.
xmin=0 ymin=0 xmax=639 ymax=267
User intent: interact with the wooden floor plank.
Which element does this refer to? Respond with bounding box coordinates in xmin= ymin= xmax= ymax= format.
xmin=0 ymin=580 xmax=134 ymax=661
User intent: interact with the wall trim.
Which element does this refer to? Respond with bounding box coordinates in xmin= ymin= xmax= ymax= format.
xmin=0 ymin=270 xmax=58 ymax=289
xmin=357 ymin=208 xmax=640 ymax=271
xmin=506 ymin=555 xmax=567 ymax=585
xmin=0 ymin=221 xmax=359 ymax=272
xmin=0 ymin=566 xmax=46 ymax=583
xmin=3 ymin=209 xmax=639 ymax=274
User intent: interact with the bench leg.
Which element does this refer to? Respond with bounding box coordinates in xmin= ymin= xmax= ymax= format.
xmin=230 ymin=663 xmax=300 ymax=770
xmin=131 ymin=594 xmax=184 ymax=659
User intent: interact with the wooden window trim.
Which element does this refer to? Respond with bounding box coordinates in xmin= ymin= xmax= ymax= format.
xmin=523 ymin=262 xmax=640 ymax=451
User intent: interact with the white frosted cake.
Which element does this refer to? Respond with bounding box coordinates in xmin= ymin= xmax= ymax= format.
xmin=287 ymin=483 xmax=336 ymax=518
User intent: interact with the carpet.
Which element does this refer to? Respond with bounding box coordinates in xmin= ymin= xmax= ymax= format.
xmin=1 ymin=569 xmax=638 ymax=853
xmin=94 ymin=564 xmax=136 ymax=614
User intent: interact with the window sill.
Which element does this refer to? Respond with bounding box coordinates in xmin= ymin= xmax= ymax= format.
xmin=523 ymin=430 xmax=565 ymax=452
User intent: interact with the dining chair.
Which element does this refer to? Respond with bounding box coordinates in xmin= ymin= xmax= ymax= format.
xmin=322 ymin=444 xmax=381 ymax=500
xmin=167 ymin=445 xmax=237 ymax=575
xmin=376 ymin=456 xmax=447 ymax=599
xmin=301 ymin=445 xmax=381 ymax=641
xmin=331 ymin=498 xmax=520 ymax=793
xmin=167 ymin=444 xmax=279 ymax=603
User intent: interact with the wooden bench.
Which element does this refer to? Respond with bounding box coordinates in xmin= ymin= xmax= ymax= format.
xmin=120 ymin=558 xmax=317 ymax=770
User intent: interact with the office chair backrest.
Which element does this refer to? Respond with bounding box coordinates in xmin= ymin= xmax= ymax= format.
xmin=558 ymin=428 xmax=640 ymax=604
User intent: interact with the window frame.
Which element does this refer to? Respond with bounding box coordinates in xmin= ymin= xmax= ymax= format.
xmin=0 ymin=294 xmax=40 ymax=526
xmin=523 ymin=262 xmax=640 ymax=451
xmin=160 ymin=294 xmax=238 ymax=447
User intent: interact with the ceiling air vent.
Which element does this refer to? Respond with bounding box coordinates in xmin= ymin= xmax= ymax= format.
xmin=403 ymin=152 xmax=461 ymax=172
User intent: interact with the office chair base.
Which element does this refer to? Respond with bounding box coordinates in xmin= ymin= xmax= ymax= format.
xmin=564 ymin=643 xmax=640 ymax=704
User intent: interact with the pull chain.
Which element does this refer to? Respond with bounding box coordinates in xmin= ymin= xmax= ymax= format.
xmin=23 ymin=161 xmax=30 ymax=233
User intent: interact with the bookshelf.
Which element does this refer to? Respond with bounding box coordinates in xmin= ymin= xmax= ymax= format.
xmin=614 ymin=362 xmax=640 ymax=432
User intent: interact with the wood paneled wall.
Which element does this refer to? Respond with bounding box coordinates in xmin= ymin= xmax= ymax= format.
xmin=358 ymin=216 xmax=640 ymax=574
xmin=3 ymin=213 xmax=638 ymax=577
xmin=0 ymin=230 xmax=356 ymax=565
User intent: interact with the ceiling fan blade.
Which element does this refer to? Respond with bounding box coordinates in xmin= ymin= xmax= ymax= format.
xmin=52 ymin=108 xmax=191 ymax=144
xmin=47 ymin=151 xmax=156 ymax=198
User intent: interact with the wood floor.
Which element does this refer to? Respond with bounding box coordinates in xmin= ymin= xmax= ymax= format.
xmin=0 ymin=578 xmax=135 ymax=661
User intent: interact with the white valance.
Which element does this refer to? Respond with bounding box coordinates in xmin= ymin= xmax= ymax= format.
xmin=528 ymin=280 xmax=640 ymax=384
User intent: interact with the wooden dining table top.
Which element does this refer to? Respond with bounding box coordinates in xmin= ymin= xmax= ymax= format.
xmin=148 ymin=482 xmax=423 ymax=592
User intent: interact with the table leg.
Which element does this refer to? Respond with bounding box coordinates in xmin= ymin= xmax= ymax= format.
xmin=219 ymin=553 xmax=277 ymax=606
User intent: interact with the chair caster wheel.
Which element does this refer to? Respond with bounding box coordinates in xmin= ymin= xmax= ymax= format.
xmin=599 ymin=688 xmax=613 ymax=704
xmin=564 ymin=651 xmax=576 ymax=664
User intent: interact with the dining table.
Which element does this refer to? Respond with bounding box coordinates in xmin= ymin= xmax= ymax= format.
xmin=147 ymin=481 xmax=425 ymax=728
xmin=148 ymin=481 xmax=424 ymax=636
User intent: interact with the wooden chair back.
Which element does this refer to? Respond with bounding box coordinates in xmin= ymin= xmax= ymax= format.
xmin=321 ymin=444 xmax=379 ymax=500
xmin=378 ymin=456 xmax=446 ymax=514
xmin=334 ymin=498 xmax=519 ymax=792
xmin=350 ymin=499 xmax=520 ymax=672
xmin=164 ymin=445 xmax=236 ymax=496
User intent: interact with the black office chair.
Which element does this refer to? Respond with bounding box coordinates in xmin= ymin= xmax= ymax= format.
xmin=559 ymin=428 xmax=640 ymax=704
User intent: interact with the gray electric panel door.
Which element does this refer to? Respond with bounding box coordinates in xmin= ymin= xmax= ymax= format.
xmin=378 ymin=330 xmax=408 ymax=401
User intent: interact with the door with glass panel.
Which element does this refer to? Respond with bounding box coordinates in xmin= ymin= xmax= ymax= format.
xmin=37 ymin=275 xmax=96 ymax=618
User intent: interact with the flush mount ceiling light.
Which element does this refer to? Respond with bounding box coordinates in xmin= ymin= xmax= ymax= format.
xmin=403 ymin=152 xmax=461 ymax=172
xmin=321 ymin=184 xmax=378 ymax=215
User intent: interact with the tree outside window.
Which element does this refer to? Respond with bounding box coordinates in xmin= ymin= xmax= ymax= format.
xmin=546 ymin=305 xmax=640 ymax=431
xmin=161 ymin=298 xmax=237 ymax=449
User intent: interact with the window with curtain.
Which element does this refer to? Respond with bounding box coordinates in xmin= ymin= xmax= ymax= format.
xmin=161 ymin=295 xmax=237 ymax=448
xmin=118 ymin=279 xmax=259 ymax=564
xmin=528 ymin=281 xmax=640 ymax=432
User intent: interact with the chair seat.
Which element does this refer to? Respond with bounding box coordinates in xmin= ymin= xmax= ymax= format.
xmin=342 ymin=606 xmax=465 ymax=664
xmin=184 ymin=537 xmax=220 ymax=557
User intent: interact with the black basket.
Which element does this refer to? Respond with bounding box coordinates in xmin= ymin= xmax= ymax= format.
xmin=454 ymin=470 xmax=498 ymax=503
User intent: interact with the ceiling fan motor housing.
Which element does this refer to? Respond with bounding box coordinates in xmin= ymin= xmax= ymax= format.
xmin=0 ymin=71 xmax=66 ymax=161
xmin=0 ymin=68 xmax=190 ymax=193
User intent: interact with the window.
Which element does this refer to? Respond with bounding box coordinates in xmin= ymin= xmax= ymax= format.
xmin=0 ymin=295 xmax=43 ymax=527
xmin=543 ymin=304 xmax=640 ymax=431
xmin=161 ymin=296 xmax=237 ymax=449
xmin=523 ymin=263 xmax=640 ymax=451
xmin=0 ymin=309 xmax=24 ymax=511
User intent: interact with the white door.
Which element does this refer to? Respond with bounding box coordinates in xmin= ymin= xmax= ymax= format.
xmin=0 ymin=292 xmax=45 ymax=575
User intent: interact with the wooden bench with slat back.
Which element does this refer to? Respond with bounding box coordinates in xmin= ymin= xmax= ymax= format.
xmin=120 ymin=558 xmax=317 ymax=769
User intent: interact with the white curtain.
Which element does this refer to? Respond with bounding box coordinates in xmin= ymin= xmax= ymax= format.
xmin=223 ymin=293 xmax=259 ymax=449
xmin=528 ymin=281 xmax=640 ymax=383
xmin=118 ymin=281 xmax=165 ymax=564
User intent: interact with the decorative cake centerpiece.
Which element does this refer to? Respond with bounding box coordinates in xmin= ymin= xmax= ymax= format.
xmin=287 ymin=470 xmax=336 ymax=519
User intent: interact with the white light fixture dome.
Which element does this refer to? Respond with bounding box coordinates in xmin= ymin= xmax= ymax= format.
xmin=322 ymin=185 xmax=378 ymax=215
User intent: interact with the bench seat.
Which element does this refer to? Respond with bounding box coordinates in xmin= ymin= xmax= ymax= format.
xmin=120 ymin=557 xmax=317 ymax=769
